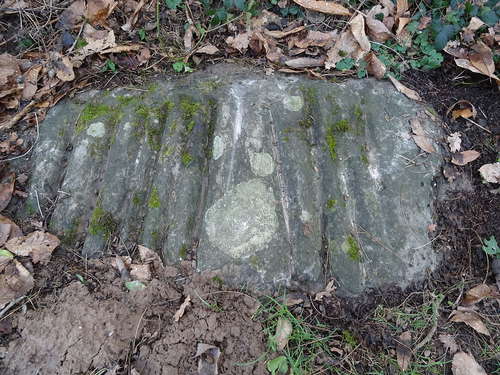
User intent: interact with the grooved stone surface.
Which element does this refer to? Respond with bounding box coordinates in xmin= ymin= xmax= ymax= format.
xmin=22 ymin=66 xmax=444 ymax=295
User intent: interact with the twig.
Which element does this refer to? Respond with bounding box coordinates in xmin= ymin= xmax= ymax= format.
xmin=413 ymin=293 xmax=444 ymax=353
xmin=0 ymin=100 xmax=36 ymax=131
xmin=464 ymin=117 xmax=492 ymax=134
xmin=0 ymin=296 xmax=26 ymax=320
xmin=0 ymin=111 xmax=40 ymax=163
xmin=35 ymin=189 xmax=44 ymax=219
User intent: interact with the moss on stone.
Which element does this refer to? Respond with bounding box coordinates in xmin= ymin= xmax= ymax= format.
xmin=298 ymin=86 xmax=317 ymax=129
xmin=326 ymin=125 xmax=337 ymax=160
xmin=77 ymin=103 xmax=112 ymax=133
xmin=360 ymin=144 xmax=369 ymax=165
xmin=88 ymin=204 xmax=117 ymax=239
xmin=326 ymin=199 xmax=337 ymax=210
xmin=132 ymin=192 xmax=142 ymax=206
xmin=179 ymin=244 xmax=188 ymax=259
xmin=346 ymin=234 xmax=361 ymax=262
xmin=180 ymin=96 xmax=201 ymax=134
xmin=148 ymin=187 xmax=161 ymax=209
xmin=334 ymin=119 xmax=350 ymax=132
xmin=181 ymin=151 xmax=193 ymax=167
xmin=353 ymin=104 xmax=363 ymax=121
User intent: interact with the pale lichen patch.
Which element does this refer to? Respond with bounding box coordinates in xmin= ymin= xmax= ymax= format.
xmin=86 ymin=122 xmax=106 ymax=138
xmin=204 ymin=179 xmax=278 ymax=258
xmin=212 ymin=135 xmax=225 ymax=160
xmin=249 ymin=152 xmax=274 ymax=177
xmin=283 ymin=95 xmax=304 ymax=112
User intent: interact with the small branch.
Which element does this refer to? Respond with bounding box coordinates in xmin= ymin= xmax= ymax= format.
xmin=0 ymin=100 xmax=36 ymax=131
xmin=413 ymin=293 xmax=444 ymax=353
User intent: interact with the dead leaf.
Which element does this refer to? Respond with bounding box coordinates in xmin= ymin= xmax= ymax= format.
xmin=410 ymin=117 xmax=425 ymax=136
xmin=479 ymin=162 xmax=500 ymax=183
xmin=462 ymin=284 xmax=498 ymax=306
xmin=264 ymin=26 xmax=305 ymax=39
xmin=450 ymin=310 xmax=490 ymax=336
xmin=325 ymin=30 xmax=365 ymax=69
xmin=0 ymin=258 xmax=34 ymax=309
xmin=5 ymin=231 xmax=60 ymax=265
xmin=184 ymin=24 xmax=196 ymax=51
xmin=226 ymin=32 xmax=251 ymax=53
xmin=396 ymin=17 xmax=411 ymax=35
xmin=469 ymin=41 xmax=496 ymax=78
xmin=130 ymin=264 xmax=151 ymax=281
xmin=447 ymin=99 xmax=477 ymax=120
xmin=366 ymin=6 xmax=393 ymax=42
xmin=196 ymin=44 xmax=219 ymax=55
xmin=0 ymin=215 xmax=22 ymax=246
xmin=412 ymin=135 xmax=435 ymax=153
xmin=292 ymin=30 xmax=338 ymax=49
xmin=174 ymin=295 xmax=191 ymax=322
xmin=75 ymin=24 xmax=116 ymax=59
xmin=87 ymin=0 xmax=117 ymax=26
xmin=350 ymin=14 xmax=371 ymax=52
xmin=418 ymin=16 xmax=431 ymax=30
xmin=137 ymin=48 xmax=151 ymax=65
xmin=275 ymin=318 xmax=293 ymax=351
xmin=0 ymin=172 xmax=15 ymax=212
xmin=50 ymin=53 xmax=75 ymax=82
xmin=452 ymin=352 xmax=487 ymax=375
xmin=291 ymin=0 xmax=351 ymax=16
xmin=396 ymin=0 xmax=408 ymax=18
xmin=101 ymin=44 xmax=142 ymax=54
xmin=315 ymin=279 xmax=337 ymax=301
xmin=22 ymin=65 xmax=41 ymax=100
xmin=285 ymin=297 xmax=304 ymax=306
xmin=427 ymin=223 xmax=437 ymax=232
xmin=285 ymin=57 xmax=325 ymax=68
xmin=121 ymin=0 xmax=146 ymax=32
xmin=439 ymin=334 xmax=459 ymax=354
xmin=365 ymin=52 xmax=386 ymax=79
xmin=447 ymin=132 xmax=462 ymax=153
xmin=59 ymin=1 xmax=86 ymax=29
xmin=196 ymin=343 xmax=220 ymax=375
xmin=396 ymin=331 xmax=412 ymax=371
xmin=388 ymin=76 xmax=422 ymax=101
xmin=451 ymin=150 xmax=480 ymax=166
xmin=114 ymin=255 xmax=131 ymax=280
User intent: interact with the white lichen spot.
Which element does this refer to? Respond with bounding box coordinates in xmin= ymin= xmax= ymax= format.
xmin=249 ymin=152 xmax=274 ymax=177
xmin=213 ymin=135 xmax=225 ymax=160
xmin=86 ymin=122 xmax=106 ymax=138
xmin=204 ymin=179 xmax=278 ymax=258
xmin=300 ymin=210 xmax=311 ymax=223
xmin=283 ymin=95 xmax=304 ymax=112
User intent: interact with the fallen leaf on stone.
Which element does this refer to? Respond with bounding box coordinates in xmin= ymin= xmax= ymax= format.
xmin=479 ymin=162 xmax=500 ymax=183
xmin=410 ymin=117 xmax=426 ymax=136
xmin=130 ymin=264 xmax=151 ymax=281
xmin=5 ymin=231 xmax=60 ymax=265
xmin=0 ymin=172 xmax=15 ymax=212
xmin=365 ymin=52 xmax=386 ymax=79
xmin=350 ymin=14 xmax=371 ymax=52
xmin=388 ymin=76 xmax=422 ymax=101
xmin=452 ymin=352 xmax=487 ymax=375
xmin=0 ymin=258 xmax=34 ymax=309
xmin=451 ymin=150 xmax=480 ymax=166
xmin=291 ymin=0 xmax=350 ymax=16
xmin=439 ymin=334 xmax=459 ymax=354
xmin=462 ymin=284 xmax=498 ymax=306
xmin=396 ymin=331 xmax=412 ymax=371
xmin=315 ymin=279 xmax=336 ymax=301
xmin=450 ymin=310 xmax=490 ymax=336
xmin=285 ymin=57 xmax=325 ymax=68
xmin=196 ymin=44 xmax=220 ymax=55
xmin=196 ymin=343 xmax=220 ymax=375
xmin=125 ymin=280 xmax=146 ymax=291
xmin=447 ymin=132 xmax=462 ymax=153
xmin=274 ymin=317 xmax=293 ymax=351
xmin=174 ymin=295 xmax=191 ymax=322
xmin=412 ymin=135 xmax=435 ymax=153
xmin=427 ymin=223 xmax=437 ymax=232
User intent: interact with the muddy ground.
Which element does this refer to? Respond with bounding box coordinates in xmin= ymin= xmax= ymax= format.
xmin=0 ymin=61 xmax=499 ymax=375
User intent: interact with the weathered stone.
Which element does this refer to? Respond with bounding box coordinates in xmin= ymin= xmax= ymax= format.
xmin=20 ymin=65 xmax=444 ymax=295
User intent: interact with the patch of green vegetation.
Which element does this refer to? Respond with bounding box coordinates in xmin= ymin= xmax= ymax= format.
xmin=132 ymin=192 xmax=142 ymax=206
xmin=482 ymin=235 xmax=499 ymax=258
xmin=24 ymin=200 xmax=37 ymax=216
xmin=211 ymin=275 xmax=224 ymax=288
xmin=61 ymin=218 xmax=81 ymax=246
xmin=77 ymin=103 xmax=112 ymax=133
xmin=346 ymin=234 xmax=361 ymax=262
xmin=341 ymin=329 xmax=357 ymax=348
xmin=353 ymin=104 xmax=363 ymax=122
xmin=160 ymin=145 xmax=175 ymax=162
xmin=326 ymin=126 xmax=337 ymax=160
xmin=148 ymin=187 xmax=161 ymax=209
xmin=181 ymin=151 xmax=193 ymax=167
xmin=255 ymin=295 xmax=335 ymax=374
xmin=326 ymin=199 xmax=337 ymax=210
xmin=198 ymin=80 xmax=223 ymax=93
xmin=360 ymin=144 xmax=369 ymax=165
xmin=180 ymin=96 xmax=201 ymax=133
xmin=151 ymin=230 xmax=160 ymax=244
xmin=116 ymin=95 xmax=138 ymax=107
xmin=88 ymin=203 xmax=117 ymax=239
xmin=298 ymin=86 xmax=318 ymax=129
xmin=178 ymin=243 xmax=188 ymax=259
xmin=334 ymin=119 xmax=350 ymax=132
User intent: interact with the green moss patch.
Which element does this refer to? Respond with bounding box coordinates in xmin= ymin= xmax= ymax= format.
xmin=346 ymin=234 xmax=361 ymax=262
xmin=148 ymin=187 xmax=161 ymax=209
xmin=77 ymin=103 xmax=112 ymax=134
xmin=88 ymin=204 xmax=117 ymax=239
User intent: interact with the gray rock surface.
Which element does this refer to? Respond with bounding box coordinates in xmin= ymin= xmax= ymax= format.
xmin=22 ymin=65 xmax=443 ymax=295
